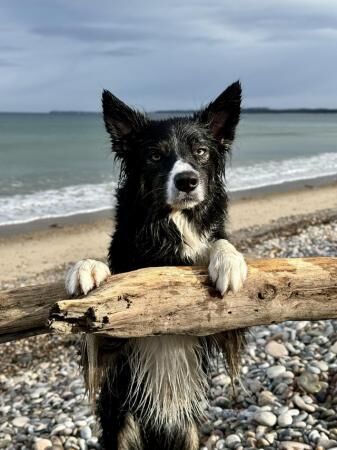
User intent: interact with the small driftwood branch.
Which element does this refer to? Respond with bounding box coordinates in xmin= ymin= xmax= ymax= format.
xmin=0 ymin=281 xmax=65 ymax=343
xmin=1 ymin=257 xmax=336 ymax=344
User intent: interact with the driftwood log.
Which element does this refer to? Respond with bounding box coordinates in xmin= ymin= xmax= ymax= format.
xmin=0 ymin=257 xmax=336 ymax=344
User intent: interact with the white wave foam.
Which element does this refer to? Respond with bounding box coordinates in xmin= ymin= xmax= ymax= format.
xmin=1 ymin=152 xmax=336 ymax=227
xmin=0 ymin=182 xmax=117 ymax=226
xmin=227 ymin=152 xmax=337 ymax=191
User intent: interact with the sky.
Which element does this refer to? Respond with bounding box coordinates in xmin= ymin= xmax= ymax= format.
xmin=1 ymin=0 xmax=337 ymax=112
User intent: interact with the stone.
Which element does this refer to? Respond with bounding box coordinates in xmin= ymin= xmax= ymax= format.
xmin=297 ymin=371 xmax=323 ymax=394
xmin=34 ymin=439 xmax=53 ymax=450
xmin=278 ymin=413 xmax=293 ymax=427
xmin=51 ymin=436 xmax=65 ymax=450
xmin=30 ymin=387 xmax=48 ymax=399
xmin=265 ymin=432 xmax=276 ymax=444
xmin=265 ymin=341 xmax=289 ymax=358
xmin=12 ymin=416 xmax=29 ymax=428
xmin=78 ymin=439 xmax=87 ymax=450
xmin=279 ymin=442 xmax=311 ymax=450
xmin=253 ymin=411 xmax=277 ymax=427
xmin=293 ymin=394 xmax=316 ymax=413
xmin=212 ymin=374 xmax=231 ymax=386
xmin=267 ymin=365 xmax=286 ymax=379
xmin=80 ymin=426 xmax=92 ymax=440
xmin=215 ymin=439 xmax=225 ymax=449
xmin=224 ymin=434 xmax=241 ymax=448
xmin=308 ymin=430 xmax=320 ymax=443
xmin=51 ymin=424 xmax=66 ymax=435
xmin=258 ymin=390 xmax=276 ymax=406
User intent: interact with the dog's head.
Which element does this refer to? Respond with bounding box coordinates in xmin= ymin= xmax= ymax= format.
xmin=103 ymin=81 xmax=241 ymax=212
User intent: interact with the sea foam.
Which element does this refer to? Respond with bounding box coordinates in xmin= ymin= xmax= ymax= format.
xmin=0 ymin=152 xmax=336 ymax=227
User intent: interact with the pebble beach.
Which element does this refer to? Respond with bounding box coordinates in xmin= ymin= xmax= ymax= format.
xmin=0 ymin=212 xmax=337 ymax=450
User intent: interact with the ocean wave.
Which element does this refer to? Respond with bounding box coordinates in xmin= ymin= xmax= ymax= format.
xmin=227 ymin=152 xmax=337 ymax=191
xmin=0 ymin=152 xmax=336 ymax=227
xmin=0 ymin=182 xmax=117 ymax=226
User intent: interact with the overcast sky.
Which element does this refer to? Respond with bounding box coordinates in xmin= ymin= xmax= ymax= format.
xmin=1 ymin=0 xmax=337 ymax=112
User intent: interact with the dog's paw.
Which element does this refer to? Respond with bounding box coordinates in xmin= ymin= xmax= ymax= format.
xmin=65 ymin=259 xmax=111 ymax=296
xmin=208 ymin=239 xmax=248 ymax=296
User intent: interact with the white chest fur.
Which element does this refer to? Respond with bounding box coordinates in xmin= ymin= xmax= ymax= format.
xmin=170 ymin=211 xmax=210 ymax=264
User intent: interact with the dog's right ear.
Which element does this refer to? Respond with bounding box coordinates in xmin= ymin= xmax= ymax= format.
xmin=102 ymin=90 xmax=147 ymax=152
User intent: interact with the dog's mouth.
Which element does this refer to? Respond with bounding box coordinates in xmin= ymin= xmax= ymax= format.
xmin=167 ymin=189 xmax=204 ymax=210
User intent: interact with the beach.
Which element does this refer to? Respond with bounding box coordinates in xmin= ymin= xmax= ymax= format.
xmin=1 ymin=111 xmax=337 ymax=449
xmin=1 ymin=180 xmax=336 ymax=288
xmin=1 ymin=180 xmax=337 ymax=449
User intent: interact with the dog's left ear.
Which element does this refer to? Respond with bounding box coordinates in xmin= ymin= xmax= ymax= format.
xmin=198 ymin=81 xmax=242 ymax=145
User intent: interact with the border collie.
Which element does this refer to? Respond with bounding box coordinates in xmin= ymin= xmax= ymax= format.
xmin=65 ymin=81 xmax=247 ymax=450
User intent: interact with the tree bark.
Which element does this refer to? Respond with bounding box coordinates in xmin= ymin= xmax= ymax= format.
xmin=1 ymin=257 xmax=336 ymax=343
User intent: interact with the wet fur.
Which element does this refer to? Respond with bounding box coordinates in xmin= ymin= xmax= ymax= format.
xmin=73 ymin=82 xmax=246 ymax=450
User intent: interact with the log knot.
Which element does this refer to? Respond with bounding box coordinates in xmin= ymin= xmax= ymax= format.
xmin=257 ymin=284 xmax=277 ymax=301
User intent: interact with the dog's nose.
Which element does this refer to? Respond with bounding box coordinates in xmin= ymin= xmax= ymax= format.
xmin=174 ymin=171 xmax=199 ymax=193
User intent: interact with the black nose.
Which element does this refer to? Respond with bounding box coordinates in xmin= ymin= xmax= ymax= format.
xmin=174 ymin=171 xmax=199 ymax=193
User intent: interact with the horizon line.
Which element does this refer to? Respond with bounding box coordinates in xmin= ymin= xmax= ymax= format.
xmin=1 ymin=107 xmax=337 ymax=114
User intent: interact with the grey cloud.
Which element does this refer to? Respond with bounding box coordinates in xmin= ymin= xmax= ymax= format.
xmin=32 ymin=24 xmax=154 ymax=43
xmin=0 ymin=45 xmax=22 ymax=51
xmin=31 ymin=22 xmax=220 ymax=46
xmin=0 ymin=0 xmax=337 ymax=111
xmin=97 ymin=46 xmax=152 ymax=57
xmin=0 ymin=58 xmax=18 ymax=67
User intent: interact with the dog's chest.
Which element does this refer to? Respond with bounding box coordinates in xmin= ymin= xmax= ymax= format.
xmin=170 ymin=211 xmax=210 ymax=264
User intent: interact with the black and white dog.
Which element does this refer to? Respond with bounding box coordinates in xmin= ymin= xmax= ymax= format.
xmin=65 ymin=81 xmax=247 ymax=450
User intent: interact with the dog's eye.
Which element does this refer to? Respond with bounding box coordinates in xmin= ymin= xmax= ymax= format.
xmin=194 ymin=148 xmax=208 ymax=157
xmin=150 ymin=152 xmax=161 ymax=162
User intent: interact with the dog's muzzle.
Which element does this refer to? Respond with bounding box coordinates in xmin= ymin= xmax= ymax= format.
xmin=167 ymin=161 xmax=204 ymax=209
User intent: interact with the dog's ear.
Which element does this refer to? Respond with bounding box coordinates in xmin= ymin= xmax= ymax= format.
xmin=198 ymin=81 xmax=242 ymax=145
xmin=102 ymin=90 xmax=147 ymax=150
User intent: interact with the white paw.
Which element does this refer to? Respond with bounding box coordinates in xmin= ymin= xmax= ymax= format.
xmin=65 ymin=259 xmax=111 ymax=296
xmin=208 ymin=239 xmax=248 ymax=296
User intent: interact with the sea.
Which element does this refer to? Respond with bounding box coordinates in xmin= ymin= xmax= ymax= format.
xmin=0 ymin=112 xmax=337 ymax=227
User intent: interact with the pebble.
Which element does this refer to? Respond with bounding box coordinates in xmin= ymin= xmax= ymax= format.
xmin=12 ymin=416 xmax=29 ymax=428
xmin=34 ymin=439 xmax=53 ymax=450
xmin=1 ymin=220 xmax=337 ymax=449
xmin=267 ymin=365 xmax=286 ymax=379
xmin=253 ymin=411 xmax=277 ymax=427
xmin=297 ymin=371 xmax=323 ymax=394
xmin=51 ymin=424 xmax=67 ymax=435
xmin=80 ymin=426 xmax=92 ymax=440
xmin=293 ymin=394 xmax=316 ymax=413
xmin=224 ymin=434 xmax=241 ymax=448
xmin=278 ymin=413 xmax=293 ymax=427
xmin=265 ymin=341 xmax=289 ymax=358
xmin=258 ymin=390 xmax=277 ymax=406
xmin=279 ymin=442 xmax=311 ymax=450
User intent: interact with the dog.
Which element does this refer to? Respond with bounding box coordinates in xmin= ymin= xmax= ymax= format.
xmin=65 ymin=81 xmax=247 ymax=450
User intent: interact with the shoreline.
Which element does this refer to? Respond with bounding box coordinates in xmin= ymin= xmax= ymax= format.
xmin=1 ymin=174 xmax=336 ymax=237
xmin=0 ymin=179 xmax=336 ymax=287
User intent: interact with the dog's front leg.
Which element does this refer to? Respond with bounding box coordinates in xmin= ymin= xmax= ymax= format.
xmin=208 ymin=239 xmax=248 ymax=296
xmin=65 ymin=259 xmax=111 ymax=296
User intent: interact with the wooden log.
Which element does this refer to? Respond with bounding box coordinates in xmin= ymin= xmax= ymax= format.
xmin=49 ymin=257 xmax=337 ymax=337
xmin=0 ymin=281 xmax=65 ymax=343
xmin=1 ymin=257 xmax=336 ymax=344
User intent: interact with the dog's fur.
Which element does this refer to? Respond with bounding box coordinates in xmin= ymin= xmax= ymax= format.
xmin=65 ymin=81 xmax=247 ymax=450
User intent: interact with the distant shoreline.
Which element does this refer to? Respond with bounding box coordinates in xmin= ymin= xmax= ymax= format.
xmin=1 ymin=108 xmax=337 ymax=115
